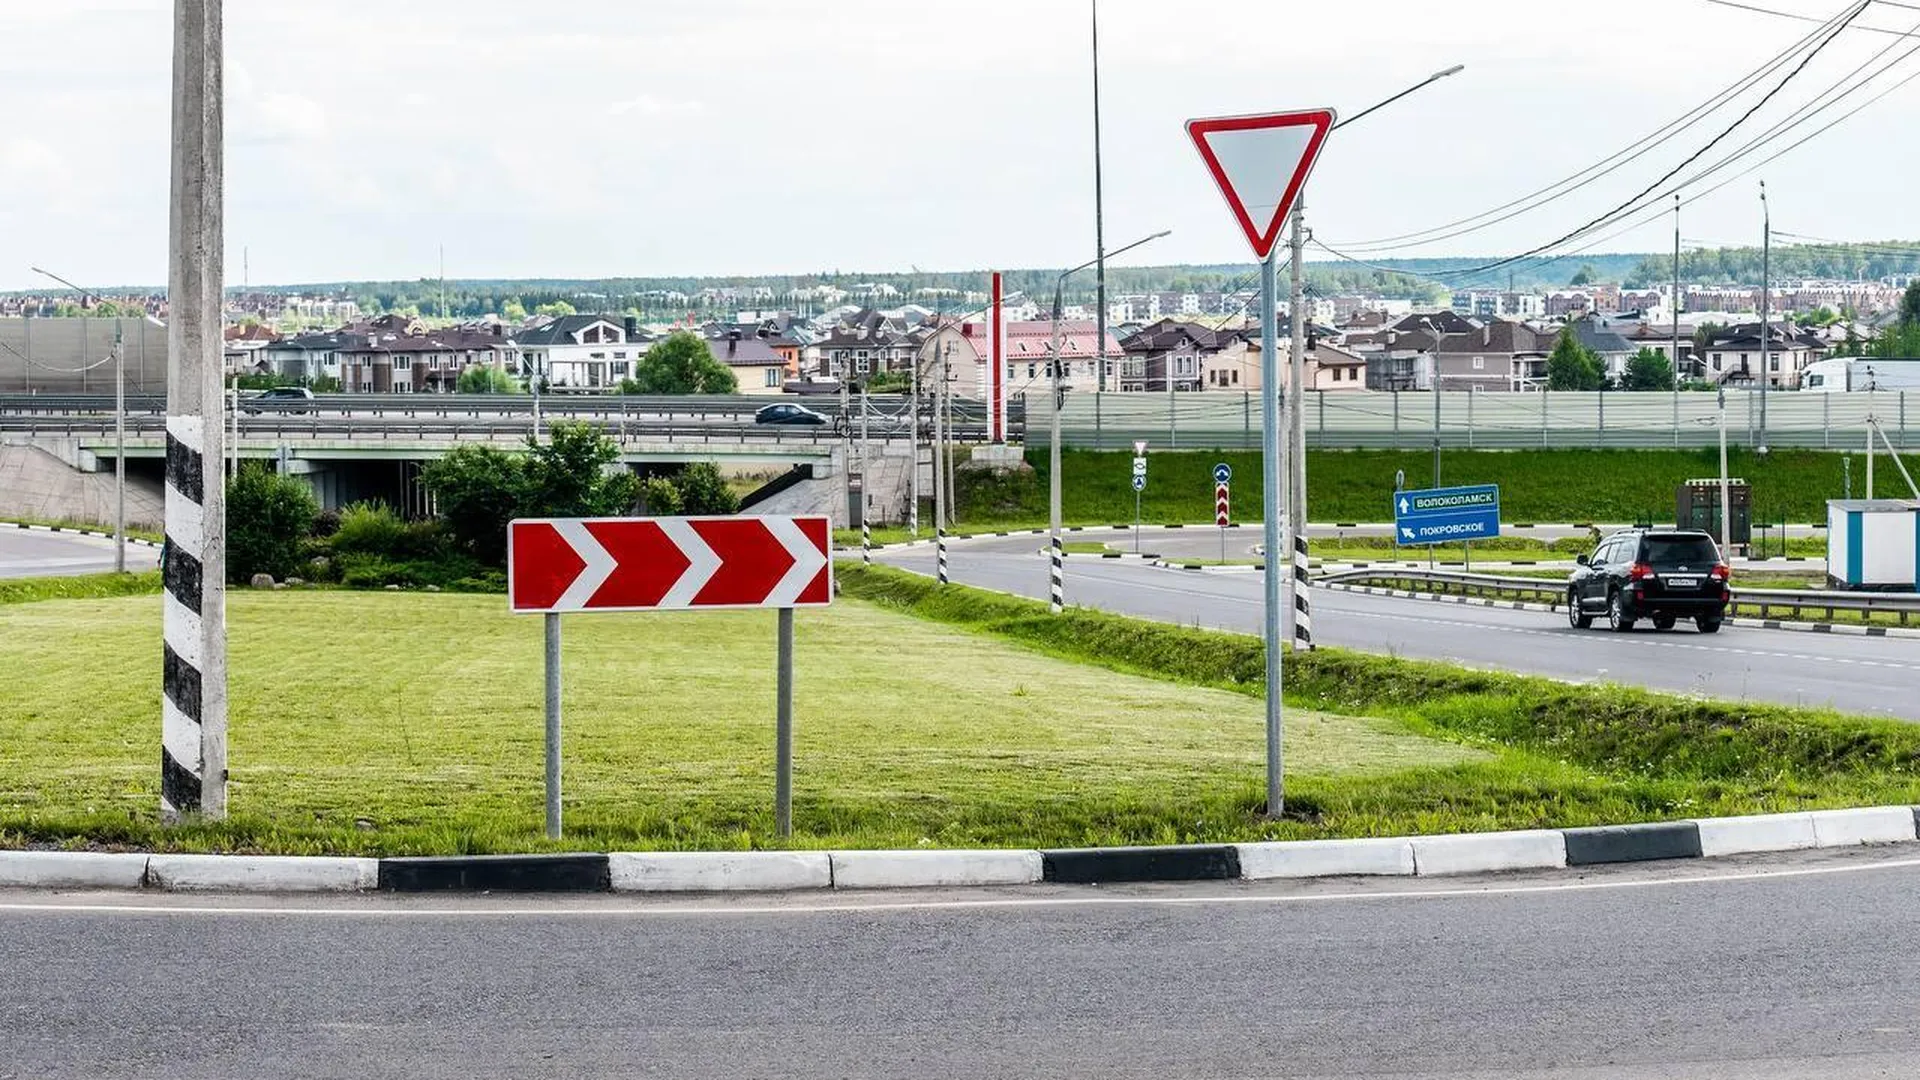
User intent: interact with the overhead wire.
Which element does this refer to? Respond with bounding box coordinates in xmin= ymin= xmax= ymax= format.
xmin=1326 ymin=2 xmax=1860 ymax=253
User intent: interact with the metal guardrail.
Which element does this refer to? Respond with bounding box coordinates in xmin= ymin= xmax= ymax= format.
xmin=0 ymin=413 xmax=992 ymax=445
xmin=0 ymin=391 xmax=1019 ymax=423
xmin=1317 ymin=567 xmax=1920 ymax=626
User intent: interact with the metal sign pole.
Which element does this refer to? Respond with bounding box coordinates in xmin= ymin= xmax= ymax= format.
xmin=544 ymin=613 xmax=562 ymax=839
xmin=776 ymin=607 xmax=795 ymax=837
xmin=1258 ymin=251 xmax=1285 ymax=819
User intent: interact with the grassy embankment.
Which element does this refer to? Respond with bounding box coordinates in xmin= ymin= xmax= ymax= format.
xmin=5 ymin=566 xmax=1919 ymax=854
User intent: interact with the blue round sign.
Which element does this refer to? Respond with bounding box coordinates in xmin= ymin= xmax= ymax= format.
xmin=1213 ymin=463 xmax=1233 ymax=484
xmin=1131 ymin=474 xmax=1146 ymax=492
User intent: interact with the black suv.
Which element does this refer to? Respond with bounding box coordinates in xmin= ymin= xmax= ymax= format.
xmin=1567 ymin=528 xmax=1729 ymax=633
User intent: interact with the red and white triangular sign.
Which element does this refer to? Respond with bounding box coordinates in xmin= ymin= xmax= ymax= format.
xmin=1186 ymin=108 xmax=1336 ymax=260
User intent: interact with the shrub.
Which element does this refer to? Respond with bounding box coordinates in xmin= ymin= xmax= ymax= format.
xmin=226 ymin=464 xmax=317 ymax=583
xmin=674 ymin=461 xmax=738 ymax=514
xmin=330 ymin=502 xmax=408 ymax=557
xmin=640 ymin=476 xmax=683 ymax=515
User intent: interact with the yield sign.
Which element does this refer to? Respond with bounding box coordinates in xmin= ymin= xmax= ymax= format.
xmin=1186 ymin=108 xmax=1336 ymax=260
xmin=507 ymin=515 xmax=832 ymax=613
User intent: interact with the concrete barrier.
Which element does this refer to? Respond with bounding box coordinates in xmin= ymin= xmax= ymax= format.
xmin=1562 ymin=822 xmax=1703 ymax=866
xmin=829 ymin=849 xmax=1042 ymax=889
xmin=1693 ymin=812 xmax=1819 ymax=857
xmin=1808 ymin=806 xmax=1918 ymax=848
xmin=0 ymin=851 xmax=149 ymax=890
xmin=1235 ymin=838 xmax=1415 ymax=880
xmin=608 ymin=851 xmax=830 ymax=893
xmin=1410 ymin=830 xmax=1566 ymax=876
xmin=1041 ymin=844 xmax=1241 ymax=884
xmin=147 ymin=854 xmax=377 ymax=892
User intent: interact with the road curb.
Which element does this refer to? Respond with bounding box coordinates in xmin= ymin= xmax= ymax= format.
xmin=4 ymin=806 xmax=1915 ymax=895
xmin=3 ymin=521 xmax=162 ymax=549
xmin=1151 ymin=560 xmax=1264 ymax=573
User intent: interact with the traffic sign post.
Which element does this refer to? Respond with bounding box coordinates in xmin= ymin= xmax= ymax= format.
xmin=1187 ymin=107 xmax=1334 ymax=820
xmin=1131 ymin=451 xmax=1147 ymax=554
xmin=1392 ymin=484 xmax=1501 ymax=546
xmin=1213 ymin=461 xmax=1232 ymax=564
xmin=508 ymin=514 xmax=832 ymax=838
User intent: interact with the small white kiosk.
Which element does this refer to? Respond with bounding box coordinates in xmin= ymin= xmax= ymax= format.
xmin=1827 ymin=499 xmax=1920 ymax=590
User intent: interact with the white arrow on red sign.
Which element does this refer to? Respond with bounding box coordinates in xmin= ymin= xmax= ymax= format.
xmin=507 ymin=515 xmax=832 ymax=613
xmin=1215 ymin=482 xmax=1231 ymax=527
xmin=1186 ymin=108 xmax=1336 ymax=260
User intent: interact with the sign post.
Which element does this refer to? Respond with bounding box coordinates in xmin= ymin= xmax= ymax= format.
xmin=1187 ymin=107 xmax=1334 ymax=818
xmin=1214 ymin=462 xmax=1232 ymax=563
xmin=508 ymin=515 xmax=832 ymax=838
xmin=1132 ymin=440 xmax=1148 ymax=553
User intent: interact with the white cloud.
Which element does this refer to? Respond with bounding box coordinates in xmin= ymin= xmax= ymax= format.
xmin=606 ymin=95 xmax=704 ymax=117
xmin=0 ymin=138 xmax=75 ymax=198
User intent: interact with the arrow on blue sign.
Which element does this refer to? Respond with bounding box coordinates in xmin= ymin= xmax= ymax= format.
xmin=1213 ymin=463 xmax=1233 ymax=484
xmin=1132 ymin=475 xmax=1146 ymax=492
xmin=1392 ymin=483 xmax=1501 ymax=545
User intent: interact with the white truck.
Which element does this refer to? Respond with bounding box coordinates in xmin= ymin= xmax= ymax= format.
xmin=1799 ymin=356 xmax=1920 ymax=392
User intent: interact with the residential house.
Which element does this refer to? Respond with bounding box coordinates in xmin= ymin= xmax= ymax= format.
xmin=1699 ymin=322 xmax=1829 ymax=388
xmin=705 ymin=328 xmax=791 ymax=394
xmin=337 ymin=324 xmax=520 ymax=393
xmin=514 ymin=314 xmax=647 ymax=389
xmin=814 ymin=309 xmax=921 ymax=379
xmin=1118 ymin=318 xmax=1250 ymax=393
xmin=1432 ymin=320 xmax=1557 ymax=392
xmin=1569 ymin=316 xmax=1636 ymax=383
xmin=261 ymin=330 xmax=357 ymax=384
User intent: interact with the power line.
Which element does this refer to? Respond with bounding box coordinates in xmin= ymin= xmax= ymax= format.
xmin=1704 ymin=0 xmax=1920 ymax=35
xmin=1328 ymin=3 xmax=1859 ymax=252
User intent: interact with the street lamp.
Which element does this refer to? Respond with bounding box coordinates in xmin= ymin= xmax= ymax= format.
xmin=30 ymin=265 xmax=127 ymax=573
xmin=1049 ymin=228 xmax=1171 ymax=614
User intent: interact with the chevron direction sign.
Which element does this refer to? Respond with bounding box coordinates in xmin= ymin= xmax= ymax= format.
xmin=508 ymin=515 xmax=832 ymax=614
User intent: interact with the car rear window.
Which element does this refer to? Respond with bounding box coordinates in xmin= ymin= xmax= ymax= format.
xmin=1641 ymin=535 xmax=1719 ymax=566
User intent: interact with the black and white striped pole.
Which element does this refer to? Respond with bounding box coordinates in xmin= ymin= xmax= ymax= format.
xmin=162 ymin=0 xmax=228 ymax=821
xmin=1286 ymin=201 xmax=1313 ymax=651
xmin=859 ymin=384 xmax=871 ymax=566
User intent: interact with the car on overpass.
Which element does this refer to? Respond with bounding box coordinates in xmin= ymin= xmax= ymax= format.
xmin=1567 ymin=528 xmax=1729 ymax=633
xmin=239 ymin=386 xmax=316 ymax=415
xmin=754 ymin=402 xmax=830 ymax=427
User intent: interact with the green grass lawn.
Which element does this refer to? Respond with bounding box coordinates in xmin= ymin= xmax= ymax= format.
xmin=0 ymin=589 xmax=1480 ymax=855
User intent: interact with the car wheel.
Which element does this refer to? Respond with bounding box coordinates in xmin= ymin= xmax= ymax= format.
xmin=1652 ymin=616 xmax=1676 ymax=631
xmin=1696 ymin=616 xmax=1722 ymax=634
xmin=1567 ymin=589 xmax=1592 ymax=629
xmin=1607 ymin=590 xmax=1635 ymax=633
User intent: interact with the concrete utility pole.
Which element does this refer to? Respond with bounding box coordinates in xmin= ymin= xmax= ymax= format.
xmin=1090 ymin=0 xmax=1109 ymax=396
xmin=933 ymin=340 xmax=948 ymax=583
xmin=1285 ymin=200 xmax=1312 ymax=651
xmin=1672 ymin=194 xmax=1683 ymax=393
xmin=1759 ymin=180 xmax=1770 ymax=448
xmin=162 ymin=0 xmax=228 ymax=821
xmin=859 ymin=383 xmax=871 ymax=565
xmin=908 ymin=333 xmax=920 ymax=536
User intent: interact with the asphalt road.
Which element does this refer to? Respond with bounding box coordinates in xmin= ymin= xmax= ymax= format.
xmin=5 ymin=847 xmax=1919 ymax=1079
xmin=0 ymin=527 xmax=156 ymax=579
xmin=875 ymin=533 xmax=1920 ymax=720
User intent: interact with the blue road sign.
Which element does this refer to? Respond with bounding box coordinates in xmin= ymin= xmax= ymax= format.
xmin=1213 ymin=462 xmax=1233 ymax=484
xmin=1132 ymin=474 xmax=1146 ymax=492
xmin=1393 ymin=483 xmax=1500 ymax=545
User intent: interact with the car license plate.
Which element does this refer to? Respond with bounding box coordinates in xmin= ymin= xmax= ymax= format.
xmin=1665 ymin=576 xmax=1700 ymax=589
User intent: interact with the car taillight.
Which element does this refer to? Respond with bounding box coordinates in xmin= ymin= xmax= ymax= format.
xmin=1710 ymin=563 xmax=1731 ymax=581
xmin=1628 ymin=562 xmax=1654 ymax=581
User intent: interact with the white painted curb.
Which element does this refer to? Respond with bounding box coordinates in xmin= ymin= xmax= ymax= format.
xmin=1694 ymin=812 xmax=1818 ymax=857
xmin=0 ymin=851 xmax=150 ymax=889
xmin=608 ymin=851 xmax=831 ymax=893
xmin=1236 ymin=837 xmax=1415 ymax=879
xmin=1410 ymin=830 xmax=1567 ymax=876
xmin=1808 ymin=806 xmax=1919 ymax=848
xmin=829 ymin=848 xmax=1042 ymax=889
xmin=145 ymin=853 xmax=378 ymax=892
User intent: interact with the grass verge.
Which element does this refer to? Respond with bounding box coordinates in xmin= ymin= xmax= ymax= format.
xmin=0 ymin=571 xmax=161 ymax=606
xmin=1 ymin=517 xmax=164 ymax=544
xmin=839 ymin=563 xmax=1920 ymax=833
xmin=0 ymin=588 xmax=1478 ymax=855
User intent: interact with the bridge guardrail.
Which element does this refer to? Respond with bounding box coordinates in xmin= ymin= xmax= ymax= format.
xmin=1316 ymin=567 xmax=1920 ymax=626
xmin=0 ymin=414 xmax=990 ymax=444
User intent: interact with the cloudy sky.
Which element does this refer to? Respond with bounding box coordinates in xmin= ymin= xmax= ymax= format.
xmin=4 ymin=0 xmax=1920 ymax=290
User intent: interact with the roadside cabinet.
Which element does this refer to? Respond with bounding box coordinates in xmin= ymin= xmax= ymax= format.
xmin=1826 ymin=499 xmax=1920 ymax=590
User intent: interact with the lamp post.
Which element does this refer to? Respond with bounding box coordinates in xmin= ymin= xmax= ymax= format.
xmin=1049 ymin=229 xmax=1171 ymax=614
xmin=31 ymin=266 xmax=126 ymax=573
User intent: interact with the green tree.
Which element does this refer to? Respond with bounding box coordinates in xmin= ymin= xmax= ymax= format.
xmin=1546 ymin=329 xmax=1604 ymax=391
xmin=225 ymin=463 xmax=318 ymax=582
xmin=533 ymin=300 xmax=576 ymax=318
xmin=455 ymin=365 xmax=519 ymax=393
xmin=419 ymin=444 xmax=524 ymax=565
xmin=862 ymin=370 xmax=910 ymax=394
xmin=1569 ymin=265 xmax=1598 ymax=287
xmin=673 ymin=462 xmax=739 ymax=515
xmin=520 ymin=421 xmax=641 ymax=520
xmin=629 ymin=331 xmax=738 ymax=394
xmin=501 ymin=299 xmax=527 ymax=322
xmin=1901 ymin=282 xmax=1920 ymax=327
xmin=1622 ymin=346 xmax=1675 ymax=391
xmin=1796 ymin=306 xmax=1839 ymax=328
xmin=639 ymin=475 xmax=683 ymax=516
